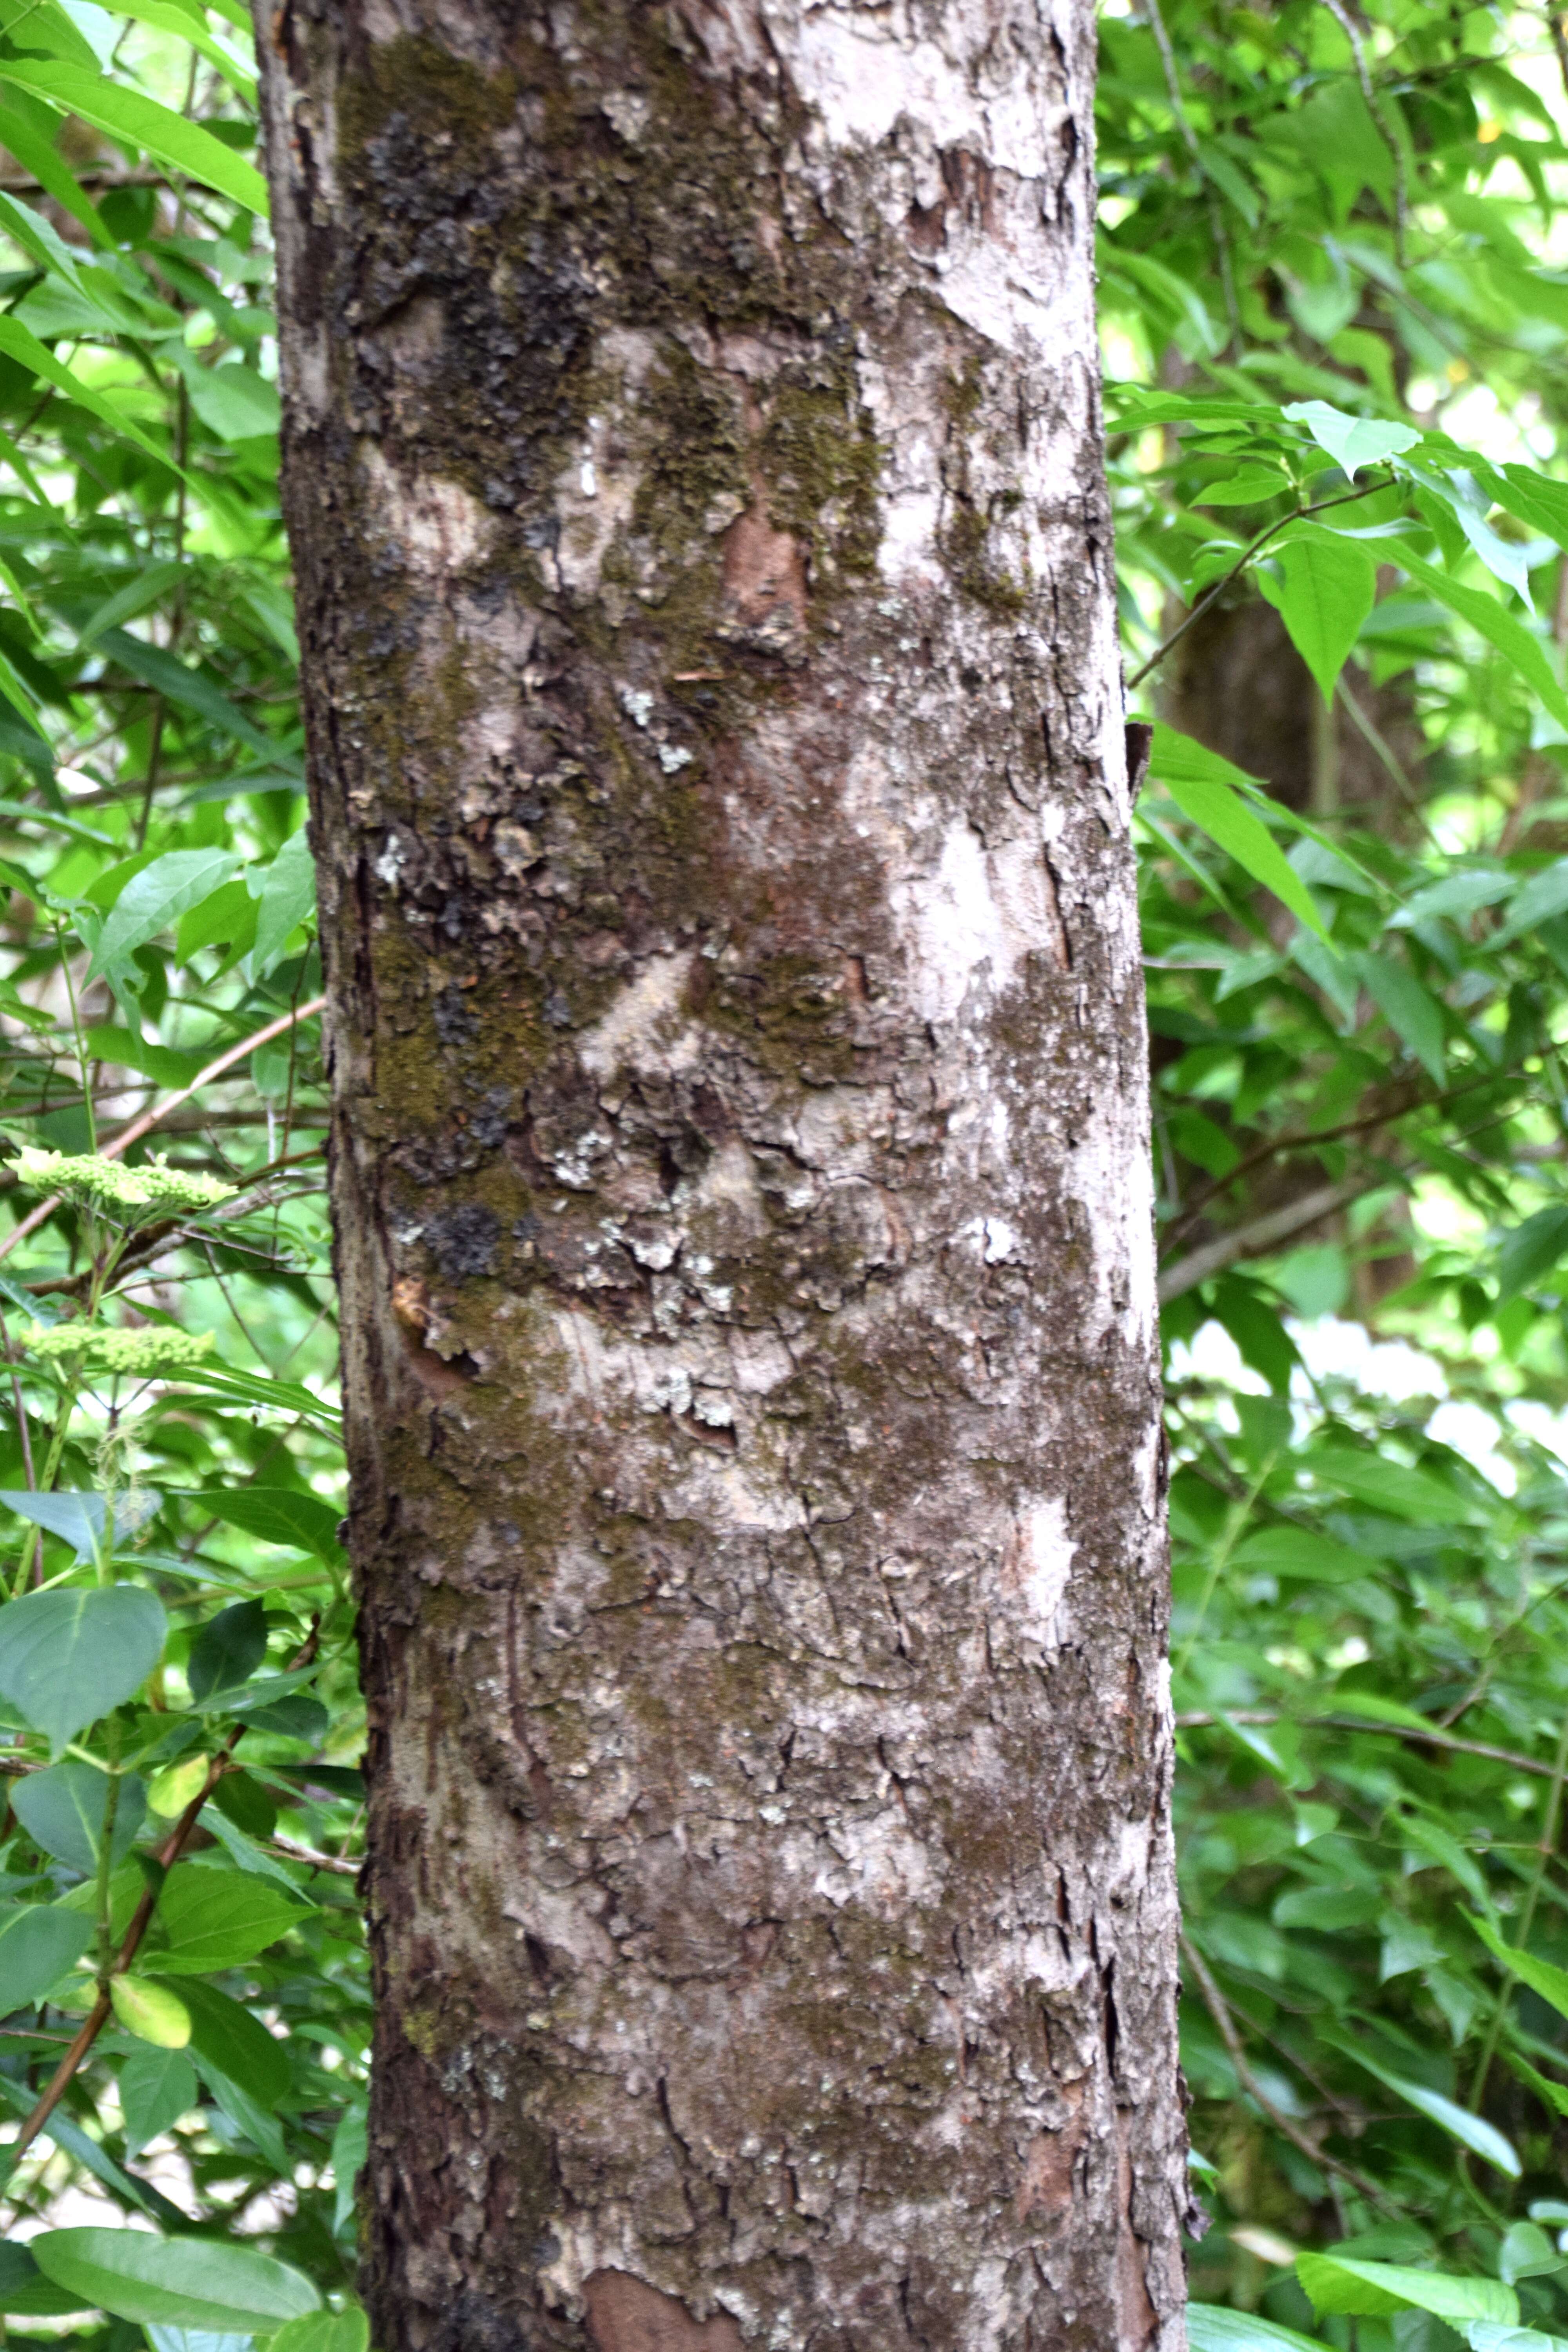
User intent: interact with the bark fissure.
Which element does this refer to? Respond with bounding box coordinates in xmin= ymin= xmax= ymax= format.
xmin=258 ymin=0 xmax=1187 ymax=2344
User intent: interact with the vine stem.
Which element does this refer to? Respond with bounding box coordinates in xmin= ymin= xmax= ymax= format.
xmin=0 ymin=994 xmax=326 ymax=1266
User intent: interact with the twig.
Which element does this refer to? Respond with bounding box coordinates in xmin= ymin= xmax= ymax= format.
xmin=0 ymin=996 xmax=327 ymax=1265
xmin=1181 ymin=1931 xmax=1396 ymax=2206
xmin=269 ymin=1834 xmax=358 ymax=1878
xmin=1157 ymin=1173 xmax=1379 ymax=1302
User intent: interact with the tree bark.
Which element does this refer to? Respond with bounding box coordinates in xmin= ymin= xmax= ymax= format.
xmin=258 ymin=5 xmax=1189 ymax=2347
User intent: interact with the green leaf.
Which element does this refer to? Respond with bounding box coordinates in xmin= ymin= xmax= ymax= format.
xmin=1499 ymin=2224 xmax=1564 ymax=2285
xmin=1258 ymin=531 xmax=1376 ymax=704
xmin=190 ymin=1486 xmax=344 ymax=1563
xmin=0 ymin=1490 xmax=106 ymax=1560
xmin=1229 ymin=1526 xmax=1369 ymax=1583
xmin=11 ymin=1760 xmax=147 ymax=1876
xmin=1393 ymin=548 xmax=1568 ymax=740
xmin=1297 ymin=2254 xmax=1518 ymax=2324
xmin=29 ymin=2231 xmax=318 ymax=2333
xmin=0 ymin=316 xmax=166 ymax=467
xmin=1332 ymin=2041 xmax=1521 ymax=2176
xmin=0 ymin=2243 xmax=93 ymax=2317
xmin=120 ymin=2043 xmax=198 ymax=2157
xmin=104 ymin=4 xmax=258 ymax=99
xmin=78 ymin=561 xmax=187 ymax=649
xmin=111 ymin=1974 xmax=192 ymax=2049
xmin=1470 ymin=1913 xmax=1568 ymax=2023
xmin=1348 ymin=949 xmax=1448 ymax=1082
xmin=1306 ymin=1445 xmax=1474 ymax=1522
xmin=0 ymin=1584 xmax=167 ymax=1753
xmin=1496 ymin=1205 xmax=1568 ymax=1303
xmin=189 ymin=1597 xmax=267 ymax=1699
xmin=1146 ymin=724 xmax=1331 ymax=941
xmin=96 ymin=630 xmax=277 ymax=757
xmin=0 ymin=65 xmax=268 ymax=214
xmin=1282 ymin=400 xmax=1419 ymax=478
xmin=1496 ymin=858 xmax=1568 ymax=947
xmin=1505 ymin=2049 xmax=1568 ymax=2119
xmin=0 ymin=1899 xmax=91 ymax=2011
xmin=149 ymin=1867 xmax=305 ymax=1974
xmin=331 ymin=2098 xmax=367 ymax=2237
xmin=1186 ymin=2309 xmax=1323 ymax=2352
xmin=175 ymin=352 xmax=281 ymax=445
xmin=251 ymin=829 xmax=316 ymax=980
xmin=269 ymin=2310 xmax=371 ymax=2352
xmin=89 ymin=850 xmax=240 ymax=979
xmin=171 ymin=1974 xmax=290 ymax=2105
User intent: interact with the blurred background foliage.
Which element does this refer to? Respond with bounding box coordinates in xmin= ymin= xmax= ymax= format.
xmin=2 ymin=2 xmax=1568 ymax=2348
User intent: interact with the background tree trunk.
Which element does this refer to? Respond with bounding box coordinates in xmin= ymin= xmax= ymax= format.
xmin=258 ymin=5 xmax=1189 ymax=2347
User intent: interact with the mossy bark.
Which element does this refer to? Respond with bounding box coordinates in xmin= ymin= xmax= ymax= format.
xmin=257 ymin=4 xmax=1189 ymax=2347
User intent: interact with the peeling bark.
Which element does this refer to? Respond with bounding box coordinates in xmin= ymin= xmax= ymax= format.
xmin=257 ymin=3 xmax=1189 ymax=2346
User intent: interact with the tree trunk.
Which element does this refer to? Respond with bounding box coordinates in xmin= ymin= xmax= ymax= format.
xmin=258 ymin=5 xmax=1189 ymax=2347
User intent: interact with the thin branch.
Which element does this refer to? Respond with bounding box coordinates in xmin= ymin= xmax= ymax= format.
xmin=1181 ymin=1931 xmax=1396 ymax=2206
xmin=1158 ymin=1172 xmax=1378 ymax=1302
xmin=1127 ymin=475 xmax=1396 ymax=692
xmin=1175 ymin=1708 xmax=1564 ymax=1778
xmin=0 ymin=996 xmax=327 ymax=1265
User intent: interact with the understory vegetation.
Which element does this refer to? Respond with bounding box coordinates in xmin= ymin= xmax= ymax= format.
xmin=0 ymin=4 xmax=1563 ymax=2349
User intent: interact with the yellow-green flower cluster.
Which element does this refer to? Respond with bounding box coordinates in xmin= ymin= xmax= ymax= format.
xmin=21 ymin=1323 xmax=216 ymax=1375
xmin=11 ymin=1147 xmax=234 ymax=1221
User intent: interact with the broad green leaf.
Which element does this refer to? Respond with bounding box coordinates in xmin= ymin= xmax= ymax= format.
xmin=1192 ymin=466 xmax=1288 ymax=506
xmin=11 ymin=1760 xmax=146 ymax=1875
xmin=0 ymin=1489 xmax=106 ymax=1560
xmin=149 ymin=1868 xmax=305 ymax=1974
xmin=111 ymin=1975 xmax=192 ymax=2049
xmin=1470 ymin=1913 xmax=1568 ymax=2023
xmin=0 ymin=65 xmax=268 ymax=214
xmin=1258 ymin=531 xmax=1376 ymax=703
xmin=1298 ymin=2254 xmax=1518 ymax=2323
xmin=252 ymin=830 xmax=316 ymax=980
xmin=1305 ymin=1446 xmax=1474 ymax=1522
xmin=89 ymin=850 xmax=240 ymax=979
xmin=189 ymin=1596 xmax=267 ymax=1698
xmin=269 ymin=2310 xmax=371 ymax=2352
xmin=0 ymin=1899 xmax=91 ymax=2011
xmin=1186 ymin=2309 xmax=1323 ymax=2352
xmin=1497 ymin=858 xmax=1568 ymax=946
xmin=1468 ymin=2326 xmax=1568 ymax=2352
xmin=1496 ymin=1205 xmax=1568 ymax=1303
xmin=1388 ymin=867 xmax=1513 ymax=927
xmin=176 ymin=353 xmax=281 ymax=445
xmin=190 ymin=1486 xmax=344 ymax=1563
xmin=1499 ymin=2224 xmax=1564 ymax=2285
xmin=1282 ymin=400 xmax=1419 ymax=478
xmin=172 ymin=1974 xmax=290 ymax=2105
xmin=120 ymin=2043 xmax=198 ymax=2156
xmin=30 ymin=2231 xmax=318 ymax=2333
xmin=147 ymin=2332 xmax=254 ymax=2352
xmin=0 ymin=1584 xmax=167 ymax=1753
xmin=1348 ymin=949 xmax=1448 ymax=1082
xmin=147 ymin=1754 xmax=211 ymax=1818
xmin=1146 ymin=724 xmax=1330 ymax=941
xmin=1229 ymin=1526 xmax=1369 ymax=1583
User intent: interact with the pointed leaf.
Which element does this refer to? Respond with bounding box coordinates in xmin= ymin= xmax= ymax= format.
xmin=1283 ymin=400 xmax=1419 ymax=478
xmin=0 ymin=65 xmax=267 ymax=214
xmin=149 ymin=1869 xmax=305 ymax=1974
xmin=189 ymin=1487 xmax=344 ymax=1563
xmin=1259 ymin=531 xmax=1376 ymax=704
xmin=1147 ymin=724 xmax=1331 ymax=940
xmin=120 ymin=2044 xmax=198 ymax=2156
xmin=1298 ymin=2254 xmax=1517 ymax=2324
xmin=90 ymin=851 xmax=240 ymax=979
xmin=251 ymin=830 xmax=315 ymax=979
xmin=30 ymin=2231 xmax=318 ymax=2333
